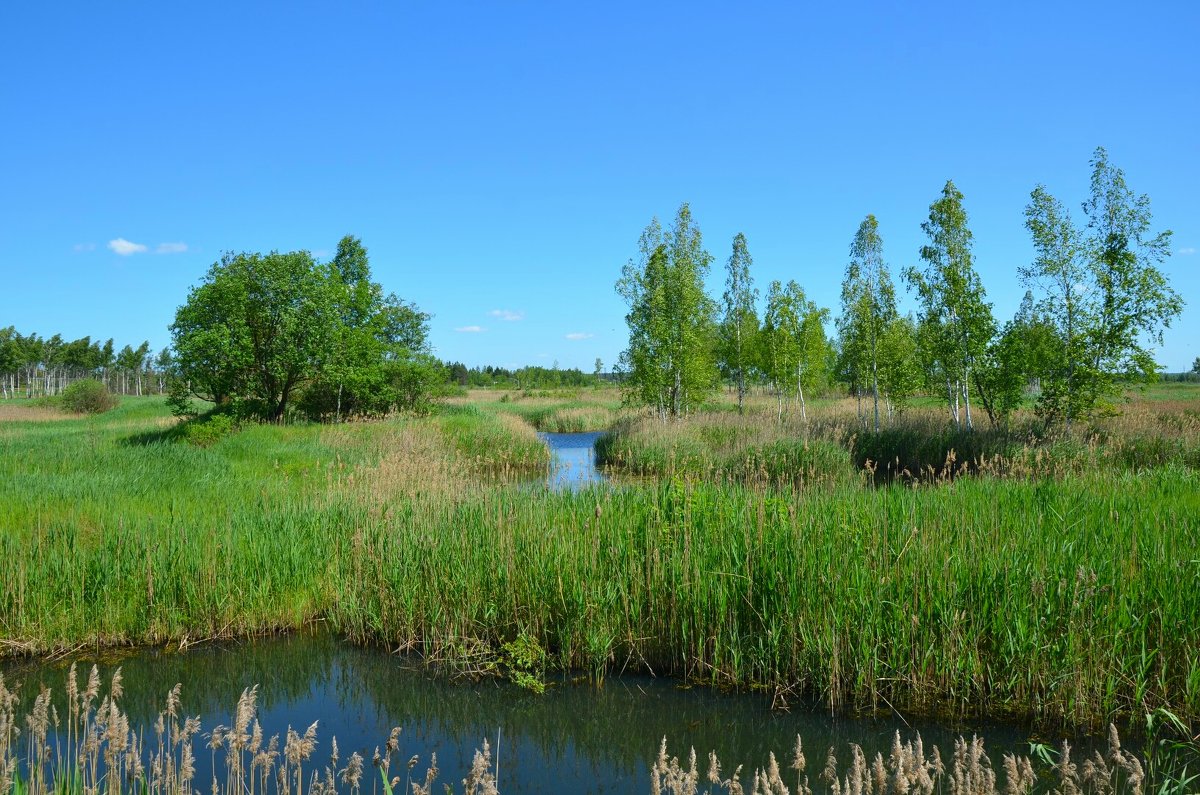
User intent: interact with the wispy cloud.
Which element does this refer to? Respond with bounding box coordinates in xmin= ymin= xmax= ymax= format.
xmin=565 ymin=332 xmax=594 ymax=340
xmin=489 ymin=309 xmax=524 ymax=322
xmin=455 ymin=325 xmax=486 ymax=333
xmin=1178 ymin=247 xmax=1196 ymax=255
xmin=155 ymin=242 xmax=188 ymax=254
xmin=72 ymin=243 xmax=96 ymax=253
xmin=108 ymin=238 xmax=148 ymax=256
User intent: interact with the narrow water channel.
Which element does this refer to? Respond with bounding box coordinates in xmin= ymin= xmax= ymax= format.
xmin=538 ymin=431 xmax=607 ymax=490
xmin=0 ymin=632 xmax=1066 ymax=795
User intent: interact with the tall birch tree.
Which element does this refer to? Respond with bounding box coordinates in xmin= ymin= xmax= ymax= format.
xmin=838 ymin=215 xmax=896 ymax=431
xmin=905 ymin=181 xmax=995 ymax=430
xmin=718 ymin=232 xmax=759 ymax=413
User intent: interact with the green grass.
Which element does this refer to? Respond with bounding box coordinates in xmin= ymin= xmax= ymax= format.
xmin=2 ymin=396 xmax=1199 ymax=729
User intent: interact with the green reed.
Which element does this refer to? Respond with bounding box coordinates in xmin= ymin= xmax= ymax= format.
xmin=1 ymin=397 xmax=1198 ymax=729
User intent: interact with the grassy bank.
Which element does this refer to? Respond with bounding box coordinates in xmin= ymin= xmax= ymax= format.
xmin=597 ymin=387 xmax=1200 ymax=485
xmin=2 ymin=397 xmax=1199 ymax=728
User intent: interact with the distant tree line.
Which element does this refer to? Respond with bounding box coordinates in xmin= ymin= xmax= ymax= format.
xmin=0 ymin=327 xmax=170 ymax=399
xmin=617 ymin=148 xmax=1184 ymax=429
xmin=442 ymin=362 xmax=605 ymax=390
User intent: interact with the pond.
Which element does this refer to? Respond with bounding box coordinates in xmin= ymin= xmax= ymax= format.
xmin=0 ymin=632 xmax=1082 ymax=794
xmin=539 ymin=431 xmax=607 ymax=490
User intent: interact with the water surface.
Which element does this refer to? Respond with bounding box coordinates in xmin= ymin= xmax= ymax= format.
xmin=0 ymin=633 xmax=1076 ymax=794
xmin=539 ymin=431 xmax=607 ymax=490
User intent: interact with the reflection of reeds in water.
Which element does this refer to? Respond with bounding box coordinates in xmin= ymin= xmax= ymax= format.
xmin=0 ymin=667 xmax=498 ymax=795
xmin=3 ymin=666 xmax=1187 ymax=795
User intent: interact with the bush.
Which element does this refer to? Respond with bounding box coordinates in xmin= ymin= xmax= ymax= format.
xmin=60 ymin=379 xmax=119 ymax=414
xmin=182 ymin=412 xmax=237 ymax=447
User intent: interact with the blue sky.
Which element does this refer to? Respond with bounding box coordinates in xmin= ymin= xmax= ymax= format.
xmin=2 ymin=2 xmax=1197 ymax=371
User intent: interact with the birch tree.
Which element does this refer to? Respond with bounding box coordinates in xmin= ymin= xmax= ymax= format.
xmin=1022 ymin=148 xmax=1182 ymax=427
xmin=762 ymin=280 xmax=828 ymax=422
xmin=718 ymin=232 xmax=759 ymax=413
xmin=617 ymin=204 xmax=718 ymax=418
xmin=838 ymin=215 xmax=896 ymax=431
xmin=905 ymin=181 xmax=995 ymax=430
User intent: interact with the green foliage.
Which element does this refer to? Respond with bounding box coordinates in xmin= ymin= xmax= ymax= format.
xmin=718 ymin=232 xmax=760 ymax=412
xmin=838 ymin=215 xmax=898 ymax=431
xmin=170 ymin=238 xmax=435 ymax=423
xmin=876 ymin=315 xmax=921 ymax=416
xmin=1023 ymin=148 xmax=1184 ymax=428
xmin=59 ymin=378 xmax=118 ymax=414
xmin=181 ymin=412 xmax=238 ymax=447
xmin=501 ymin=632 xmax=548 ymax=693
xmin=617 ymin=205 xmax=719 ymax=418
xmin=906 ymin=180 xmax=995 ymax=430
xmin=761 ymin=280 xmax=829 ymax=420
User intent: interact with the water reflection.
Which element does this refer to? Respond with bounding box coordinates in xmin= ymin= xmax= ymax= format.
xmin=539 ymin=431 xmax=607 ymax=490
xmin=0 ymin=633 xmax=1082 ymax=795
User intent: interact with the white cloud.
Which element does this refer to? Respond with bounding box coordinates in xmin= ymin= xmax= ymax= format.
xmin=72 ymin=243 xmax=96 ymax=252
xmin=1178 ymin=247 xmax=1196 ymax=255
xmin=108 ymin=238 xmax=148 ymax=256
xmin=489 ymin=309 xmax=524 ymax=321
xmin=455 ymin=325 xmax=486 ymax=333
xmin=565 ymin=332 xmax=594 ymax=340
xmin=155 ymin=242 xmax=188 ymax=254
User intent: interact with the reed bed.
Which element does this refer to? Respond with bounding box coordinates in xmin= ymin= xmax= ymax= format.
xmin=1 ymin=397 xmax=1199 ymax=730
xmin=1 ymin=668 xmax=1196 ymax=795
xmin=433 ymin=405 xmax=549 ymax=473
xmin=598 ymin=387 xmax=1200 ymax=486
xmin=0 ymin=667 xmax=491 ymax=795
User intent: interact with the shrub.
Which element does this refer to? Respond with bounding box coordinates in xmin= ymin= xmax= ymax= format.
xmin=182 ymin=412 xmax=237 ymax=447
xmin=60 ymin=379 xmax=118 ymax=414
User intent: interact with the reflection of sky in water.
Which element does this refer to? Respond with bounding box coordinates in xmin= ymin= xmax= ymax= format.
xmin=0 ymin=634 xmax=1089 ymax=795
xmin=1 ymin=637 xmax=1103 ymax=793
xmin=539 ymin=431 xmax=607 ymax=490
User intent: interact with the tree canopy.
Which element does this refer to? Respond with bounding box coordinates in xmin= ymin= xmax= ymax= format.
xmin=170 ymin=238 xmax=437 ymax=421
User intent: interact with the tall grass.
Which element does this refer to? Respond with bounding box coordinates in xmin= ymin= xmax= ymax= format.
xmin=2 ymin=397 xmax=1199 ymax=728
xmin=598 ymin=390 xmax=1200 ymax=485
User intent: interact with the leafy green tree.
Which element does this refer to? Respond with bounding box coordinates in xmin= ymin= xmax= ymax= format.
xmin=718 ymin=232 xmax=759 ymax=413
xmin=617 ymin=204 xmax=718 ymax=418
xmin=1192 ymin=356 xmax=1200 ymax=375
xmin=838 ymin=215 xmax=897 ymax=431
xmin=762 ymin=280 xmax=829 ymax=421
xmin=172 ymin=250 xmax=338 ymax=420
xmin=1023 ymin=148 xmax=1183 ymax=427
xmin=972 ymin=294 xmax=1055 ymax=426
xmin=876 ymin=315 xmax=921 ymax=417
xmin=905 ymin=180 xmax=995 ymax=430
xmin=304 ymin=236 xmax=434 ymax=420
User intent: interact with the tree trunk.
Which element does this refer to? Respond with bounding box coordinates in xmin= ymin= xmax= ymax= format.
xmin=871 ymin=356 xmax=880 ymax=433
xmin=797 ymin=361 xmax=807 ymax=423
xmin=962 ymin=367 xmax=974 ymax=431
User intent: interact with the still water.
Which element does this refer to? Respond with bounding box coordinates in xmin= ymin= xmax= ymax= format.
xmin=0 ymin=632 xmax=1063 ymax=795
xmin=539 ymin=431 xmax=607 ymax=490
